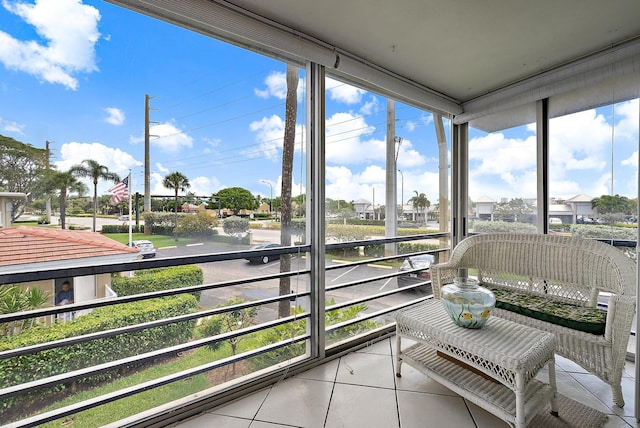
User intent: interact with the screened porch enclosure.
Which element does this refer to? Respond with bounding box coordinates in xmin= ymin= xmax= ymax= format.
xmin=1 ymin=0 xmax=640 ymax=426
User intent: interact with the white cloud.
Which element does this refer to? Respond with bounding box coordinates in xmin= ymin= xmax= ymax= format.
xmin=0 ymin=116 xmax=25 ymax=134
xmin=150 ymin=171 xmax=219 ymax=197
xmin=326 ymin=165 xmax=374 ymax=202
xmin=103 ymin=107 xmax=124 ymax=125
xmin=254 ymin=70 xmax=305 ymax=100
xmin=140 ymin=121 xmax=193 ymax=153
xmin=396 ymin=139 xmax=427 ymax=168
xmin=359 ymin=96 xmax=379 ymax=115
xmin=254 ymin=71 xmax=286 ymax=99
xmin=54 ymin=141 xmax=141 ymax=193
xmin=325 ymin=112 xmax=378 ymax=163
xmin=188 ymin=176 xmax=219 ymax=197
xmin=0 ymin=0 xmax=101 ymax=90
xmin=155 ymin=162 xmax=169 ymax=174
xmin=613 ymin=99 xmax=639 ymax=142
xmin=326 ymin=78 xmax=366 ymax=104
xmin=468 ymin=106 xmax=634 ymax=201
xmin=247 ymin=114 xmax=305 ymax=161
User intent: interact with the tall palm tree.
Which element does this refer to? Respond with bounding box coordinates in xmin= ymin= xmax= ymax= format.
xmin=43 ymin=171 xmax=87 ymax=229
xmin=163 ymin=171 xmax=190 ymax=225
xmin=278 ymin=64 xmax=299 ymax=317
xmin=70 ymin=160 xmax=120 ymax=232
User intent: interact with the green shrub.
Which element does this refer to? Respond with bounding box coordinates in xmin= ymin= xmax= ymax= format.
xmin=223 ymin=216 xmax=250 ymax=237
xmin=570 ymin=224 xmax=638 ymax=240
xmin=174 ymin=212 xmax=219 ymax=239
xmin=0 ymin=294 xmax=198 ymax=419
xmin=143 ymin=212 xmax=184 ymax=235
xmin=111 ymin=265 xmax=203 ymax=299
xmin=470 ymin=220 xmax=537 ymax=233
xmin=397 ymin=242 xmax=440 ymax=255
xmin=70 ymin=207 xmax=85 ymax=216
xmin=101 ymin=224 xmax=144 ymax=234
xmin=250 ymin=299 xmax=378 ymax=370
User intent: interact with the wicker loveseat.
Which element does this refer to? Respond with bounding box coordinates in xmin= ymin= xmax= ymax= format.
xmin=431 ymin=233 xmax=636 ymax=407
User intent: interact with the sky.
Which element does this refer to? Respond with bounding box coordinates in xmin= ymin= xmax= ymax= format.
xmin=0 ymin=0 xmax=638 ymax=209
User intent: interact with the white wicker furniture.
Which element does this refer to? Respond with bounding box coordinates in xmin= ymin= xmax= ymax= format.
xmin=395 ymin=300 xmax=558 ymax=428
xmin=432 ymin=232 xmax=636 ymax=407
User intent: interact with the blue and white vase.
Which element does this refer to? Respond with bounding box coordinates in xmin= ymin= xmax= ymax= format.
xmin=441 ymin=277 xmax=496 ymax=329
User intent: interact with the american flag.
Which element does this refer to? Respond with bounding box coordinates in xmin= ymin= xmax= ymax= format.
xmin=108 ymin=176 xmax=129 ymax=206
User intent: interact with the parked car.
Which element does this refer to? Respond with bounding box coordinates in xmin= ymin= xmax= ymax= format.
xmin=130 ymin=240 xmax=156 ymax=258
xmin=245 ymin=242 xmax=281 ymax=264
xmin=396 ymin=254 xmax=435 ymax=288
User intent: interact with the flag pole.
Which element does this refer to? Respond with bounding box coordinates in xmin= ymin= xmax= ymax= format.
xmin=128 ymin=170 xmax=132 ymax=245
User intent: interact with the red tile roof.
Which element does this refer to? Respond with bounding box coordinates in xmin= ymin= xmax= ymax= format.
xmin=0 ymin=226 xmax=139 ymax=267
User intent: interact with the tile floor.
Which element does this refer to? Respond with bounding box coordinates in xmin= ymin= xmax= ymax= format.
xmin=174 ymin=337 xmax=640 ymax=428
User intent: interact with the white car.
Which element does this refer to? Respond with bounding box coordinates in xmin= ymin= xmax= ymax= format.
xmin=130 ymin=240 xmax=157 ymax=258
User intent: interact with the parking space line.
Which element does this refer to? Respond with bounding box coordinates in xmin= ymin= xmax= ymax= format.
xmin=379 ymin=278 xmax=393 ymax=291
xmin=331 ymin=265 xmax=359 ymax=282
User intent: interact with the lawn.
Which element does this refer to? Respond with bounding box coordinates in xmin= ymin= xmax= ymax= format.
xmin=103 ymin=233 xmax=199 ymax=247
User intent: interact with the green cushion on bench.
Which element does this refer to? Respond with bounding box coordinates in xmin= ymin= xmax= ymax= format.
xmin=485 ymin=285 xmax=607 ymax=335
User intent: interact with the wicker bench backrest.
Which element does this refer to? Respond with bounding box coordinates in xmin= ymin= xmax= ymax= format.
xmin=446 ymin=233 xmax=636 ymax=297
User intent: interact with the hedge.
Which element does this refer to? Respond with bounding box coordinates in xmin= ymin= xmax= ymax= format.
xmin=361 ymin=242 xmax=440 ymax=258
xmin=0 ymin=294 xmax=198 ymax=418
xmin=101 ymin=224 xmax=144 ymax=234
xmin=111 ymin=265 xmax=203 ymax=300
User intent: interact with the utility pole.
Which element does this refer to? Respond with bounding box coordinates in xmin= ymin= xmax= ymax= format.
xmin=144 ymin=94 xmax=159 ymax=224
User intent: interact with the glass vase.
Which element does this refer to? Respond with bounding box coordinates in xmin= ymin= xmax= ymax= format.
xmin=440 ymin=277 xmax=496 ymax=329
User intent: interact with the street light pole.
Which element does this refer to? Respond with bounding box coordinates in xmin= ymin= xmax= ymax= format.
xmin=260 ymin=180 xmax=273 ymax=218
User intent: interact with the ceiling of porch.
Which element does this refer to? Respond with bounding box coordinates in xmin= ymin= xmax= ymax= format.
xmin=112 ymin=0 xmax=640 ymax=129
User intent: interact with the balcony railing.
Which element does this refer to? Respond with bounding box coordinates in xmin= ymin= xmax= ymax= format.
xmin=0 ymin=232 xmax=449 ymax=427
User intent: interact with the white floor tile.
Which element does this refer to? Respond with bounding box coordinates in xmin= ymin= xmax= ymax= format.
xmin=354 ymin=337 xmax=392 ymax=355
xmin=335 ymin=352 xmax=396 ymax=389
xmin=325 ymin=383 xmax=399 ymax=428
xmin=296 ymin=358 xmax=340 ymax=382
xmin=397 ymin=390 xmax=476 ymax=428
xmin=176 ymin=413 xmax=252 ymax=428
xmin=183 ymin=337 xmax=636 ymax=428
xmin=253 ymin=377 xmax=333 ymax=428
xmin=212 ymin=388 xmax=272 ymax=419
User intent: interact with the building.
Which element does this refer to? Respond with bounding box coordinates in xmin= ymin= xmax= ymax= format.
xmin=0 ymin=192 xmax=27 ymax=228
xmin=0 ymin=226 xmax=139 ymax=321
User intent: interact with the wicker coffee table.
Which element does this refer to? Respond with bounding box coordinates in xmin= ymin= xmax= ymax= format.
xmin=395 ymin=300 xmax=558 ymax=428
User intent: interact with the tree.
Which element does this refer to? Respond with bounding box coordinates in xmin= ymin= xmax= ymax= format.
xmin=163 ymin=171 xmax=191 ymax=225
xmin=41 ymin=170 xmax=87 ymax=229
xmin=591 ymin=194 xmax=633 ymax=214
xmin=492 ymin=198 xmax=535 ymax=223
xmin=0 ymin=135 xmax=48 ymax=221
xmin=69 ymin=159 xmax=120 ymax=232
xmin=409 ymin=191 xmax=430 ymax=223
xmin=278 ymin=64 xmax=299 ymax=317
xmin=217 ymin=297 xmax=257 ymax=375
xmin=216 ymin=187 xmax=258 ymax=214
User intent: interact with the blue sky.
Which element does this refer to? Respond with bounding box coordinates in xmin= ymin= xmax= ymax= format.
xmin=0 ymin=0 xmax=638 ymax=208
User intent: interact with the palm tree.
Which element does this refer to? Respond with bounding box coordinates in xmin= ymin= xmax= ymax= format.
xmin=70 ymin=160 xmax=120 ymax=232
xmin=409 ymin=191 xmax=430 ymax=224
xmin=163 ymin=171 xmax=190 ymax=225
xmin=43 ymin=171 xmax=87 ymax=229
xmin=278 ymin=64 xmax=299 ymax=317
